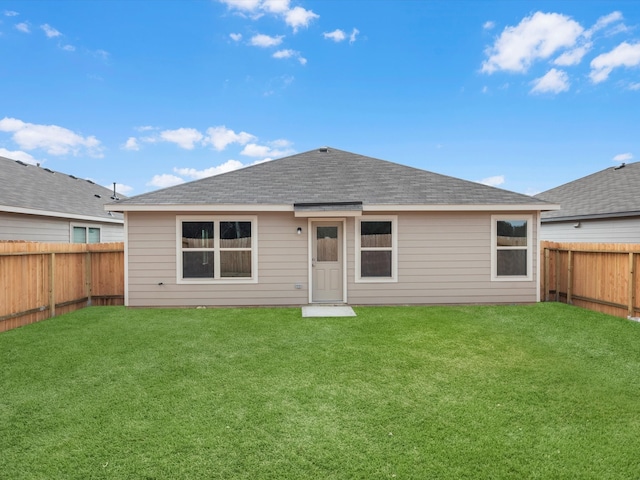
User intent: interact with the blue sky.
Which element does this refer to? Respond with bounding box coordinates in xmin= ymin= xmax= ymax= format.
xmin=1 ymin=1 xmax=639 ymax=197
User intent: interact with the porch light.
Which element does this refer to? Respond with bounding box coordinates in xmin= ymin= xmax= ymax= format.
xmin=297 ymin=227 xmax=302 ymax=235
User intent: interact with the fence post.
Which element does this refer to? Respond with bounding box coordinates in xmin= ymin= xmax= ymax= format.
xmin=85 ymin=251 xmax=92 ymax=307
xmin=48 ymin=253 xmax=56 ymax=318
xmin=567 ymin=250 xmax=573 ymax=305
xmin=544 ymin=248 xmax=550 ymax=302
xmin=629 ymin=252 xmax=636 ymax=318
xmin=555 ymin=250 xmax=561 ymax=302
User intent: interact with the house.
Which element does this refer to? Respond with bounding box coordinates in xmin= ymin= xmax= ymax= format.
xmin=535 ymin=162 xmax=640 ymax=243
xmin=0 ymin=155 xmax=124 ymax=243
xmin=106 ymin=147 xmax=557 ymax=307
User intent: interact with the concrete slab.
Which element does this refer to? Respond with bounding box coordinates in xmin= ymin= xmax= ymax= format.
xmin=302 ymin=306 xmax=357 ymax=318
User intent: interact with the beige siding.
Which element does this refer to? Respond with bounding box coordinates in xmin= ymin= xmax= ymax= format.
xmin=346 ymin=211 xmax=538 ymax=305
xmin=0 ymin=212 xmax=124 ymax=243
xmin=540 ymin=217 xmax=640 ymax=243
xmin=127 ymin=210 xmax=539 ymax=307
xmin=126 ymin=211 xmax=309 ymax=307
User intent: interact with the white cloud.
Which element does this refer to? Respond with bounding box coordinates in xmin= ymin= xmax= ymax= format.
xmin=270 ymin=138 xmax=292 ymax=148
xmin=94 ymin=49 xmax=110 ymax=60
xmin=483 ymin=21 xmax=495 ymax=30
xmin=478 ymin=175 xmax=505 ymax=187
xmin=273 ymin=48 xmax=306 ymax=64
xmin=628 ymin=82 xmax=640 ymax=91
xmin=0 ymin=117 xmax=103 ymax=157
xmin=590 ymin=42 xmax=640 ymax=83
xmin=160 ymin=128 xmax=204 ymax=150
xmin=147 ymin=174 xmax=184 ymax=188
xmin=554 ymin=43 xmax=591 ymax=66
xmin=240 ymin=141 xmax=294 ymax=158
xmin=273 ymin=48 xmax=295 ymax=58
xmin=135 ymin=125 xmax=156 ymax=132
xmin=588 ymin=11 xmax=623 ymax=37
xmin=349 ymin=28 xmax=359 ymax=44
xmin=285 ymin=6 xmax=318 ymax=32
xmin=250 ymin=33 xmax=284 ymax=47
xmin=219 ymin=0 xmax=261 ymax=12
xmin=240 ymin=143 xmax=271 ymax=157
xmin=229 ymin=32 xmax=242 ymax=41
xmin=62 ymin=44 xmax=75 ymax=52
xmin=174 ymin=159 xmax=245 ymax=179
xmin=530 ymin=68 xmax=570 ymax=94
xmin=40 ymin=23 xmax=61 ymax=38
xmin=123 ymin=137 xmax=140 ymax=151
xmin=0 ymin=148 xmax=39 ymax=165
xmin=612 ymin=153 xmax=633 ymax=162
xmin=323 ymin=29 xmax=346 ymax=42
xmin=262 ymin=0 xmax=290 ymax=13
xmin=482 ymin=12 xmax=583 ymax=74
xmin=4 ymin=10 xmax=19 ymax=17
xmin=205 ymin=126 xmax=256 ymax=151
xmin=15 ymin=22 xmax=29 ymax=33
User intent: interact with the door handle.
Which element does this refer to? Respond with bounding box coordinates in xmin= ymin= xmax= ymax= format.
xmin=312 ymin=257 xmax=316 ymax=267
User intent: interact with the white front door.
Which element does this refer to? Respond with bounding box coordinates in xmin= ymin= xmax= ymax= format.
xmin=311 ymin=222 xmax=343 ymax=302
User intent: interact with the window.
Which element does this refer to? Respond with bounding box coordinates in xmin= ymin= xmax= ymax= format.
xmin=356 ymin=216 xmax=397 ymax=282
xmin=72 ymin=225 xmax=101 ymax=243
xmin=177 ymin=216 xmax=257 ymax=283
xmin=491 ymin=215 xmax=532 ymax=281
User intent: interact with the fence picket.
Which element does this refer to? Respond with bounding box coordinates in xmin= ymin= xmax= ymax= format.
xmin=541 ymin=241 xmax=640 ymax=318
xmin=0 ymin=242 xmax=124 ymax=332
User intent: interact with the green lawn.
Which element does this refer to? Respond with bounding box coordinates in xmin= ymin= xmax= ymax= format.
xmin=1 ymin=304 xmax=639 ymax=479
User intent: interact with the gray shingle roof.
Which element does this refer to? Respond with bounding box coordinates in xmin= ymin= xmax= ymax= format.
xmin=112 ymin=147 xmax=547 ymax=208
xmin=0 ymin=156 xmax=124 ymax=222
xmin=535 ymin=162 xmax=640 ymax=221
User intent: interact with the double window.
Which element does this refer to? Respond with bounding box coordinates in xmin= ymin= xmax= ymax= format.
xmin=72 ymin=225 xmax=101 ymax=243
xmin=177 ymin=216 xmax=257 ymax=283
xmin=356 ymin=216 xmax=397 ymax=282
xmin=491 ymin=215 xmax=532 ymax=281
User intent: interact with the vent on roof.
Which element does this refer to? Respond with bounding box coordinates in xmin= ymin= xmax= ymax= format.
xmin=86 ymin=179 xmax=95 ymax=184
xmin=110 ymin=182 xmax=120 ymax=201
xmin=15 ymin=160 xmax=28 ymax=166
xmin=318 ymin=146 xmax=329 ymax=153
xmin=44 ymin=168 xmax=54 ymax=173
xmin=94 ymin=194 xmax=101 ymax=198
xmin=614 ymin=163 xmax=626 ymax=170
xmin=69 ymin=174 xmax=77 ymax=179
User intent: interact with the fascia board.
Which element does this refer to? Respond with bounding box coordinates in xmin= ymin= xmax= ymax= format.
xmin=106 ymin=202 xmax=560 ymax=213
xmin=1 ymin=204 xmax=124 ymax=224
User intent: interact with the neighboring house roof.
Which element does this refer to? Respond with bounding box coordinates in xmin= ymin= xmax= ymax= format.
xmin=108 ymin=147 xmax=555 ymax=212
xmin=0 ymin=155 xmax=124 ymax=223
xmin=535 ymin=162 xmax=640 ymax=222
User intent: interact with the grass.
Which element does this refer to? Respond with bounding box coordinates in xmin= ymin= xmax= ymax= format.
xmin=1 ymin=303 xmax=639 ymax=479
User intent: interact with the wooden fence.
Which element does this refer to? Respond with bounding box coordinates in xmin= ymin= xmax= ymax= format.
xmin=0 ymin=242 xmax=124 ymax=332
xmin=541 ymin=241 xmax=640 ymax=319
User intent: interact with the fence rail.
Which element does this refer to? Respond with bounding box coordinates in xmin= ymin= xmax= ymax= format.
xmin=0 ymin=242 xmax=124 ymax=332
xmin=541 ymin=241 xmax=640 ymax=319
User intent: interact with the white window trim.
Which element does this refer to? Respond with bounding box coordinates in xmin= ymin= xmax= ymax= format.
xmin=176 ymin=215 xmax=258 ymax=284
xmin=491 ymin=214 xmax=533 ymax=282
xmin=355 ymin=215 xmax=398 ymax=283
xmin=70 ymin=223 xmax=101 ymax=243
